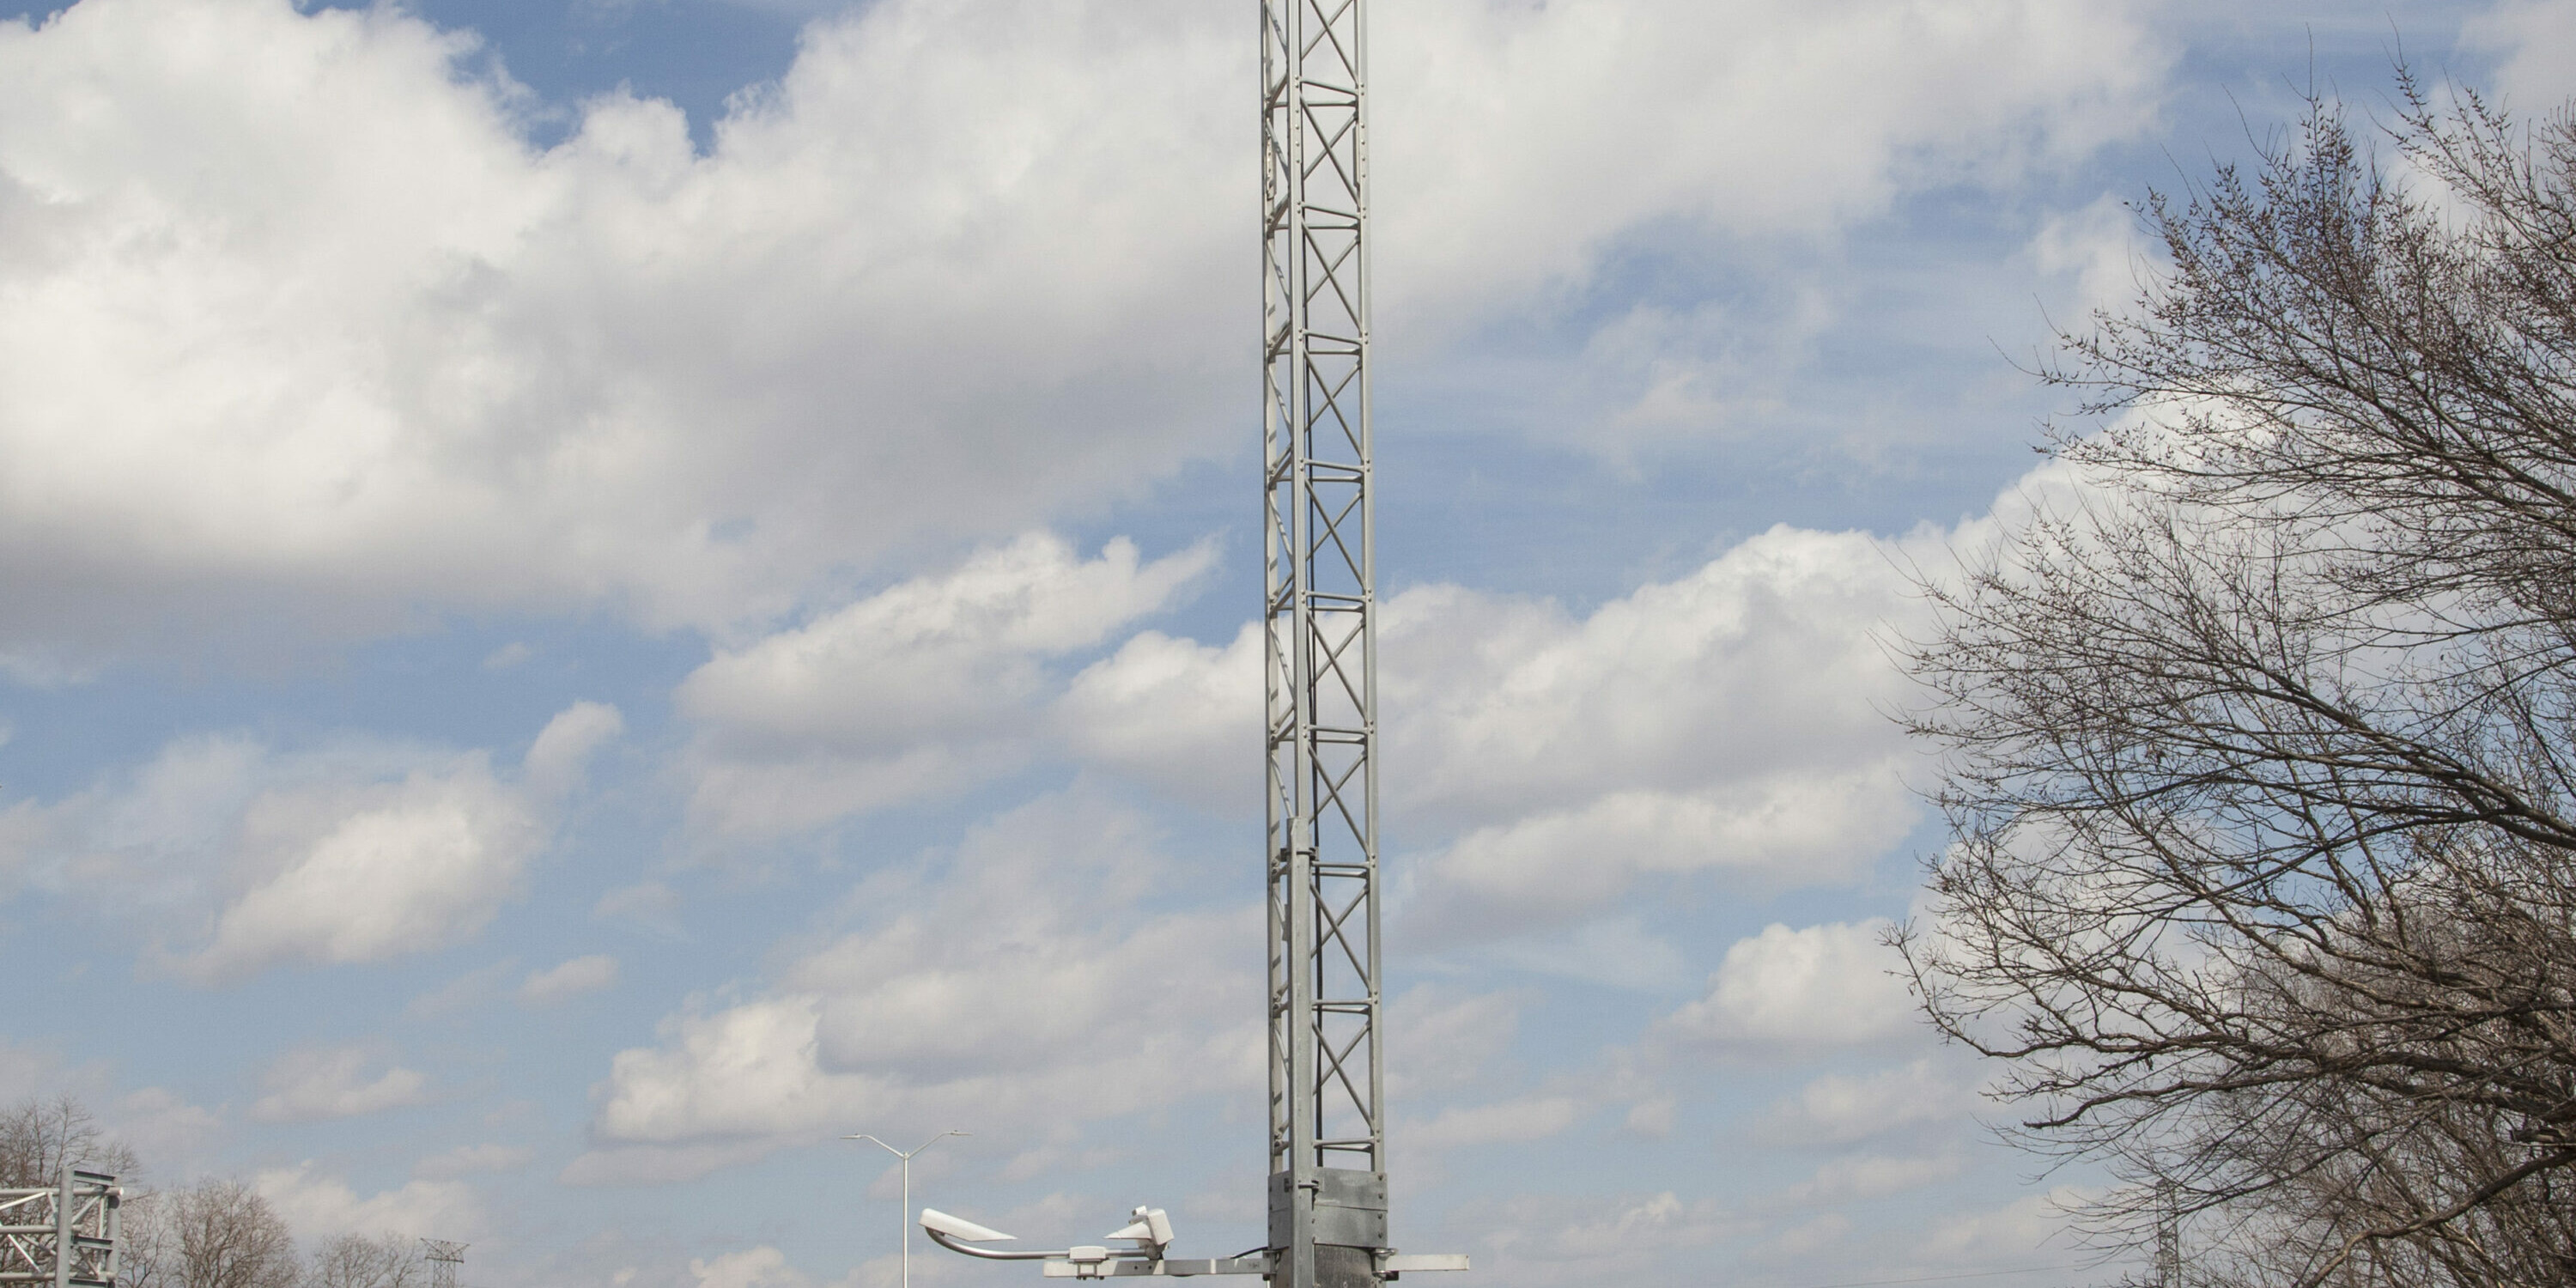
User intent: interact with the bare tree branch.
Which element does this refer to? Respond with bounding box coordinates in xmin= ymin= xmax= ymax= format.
xmin=1899 ymin=76 xmax=2576 ymax=1288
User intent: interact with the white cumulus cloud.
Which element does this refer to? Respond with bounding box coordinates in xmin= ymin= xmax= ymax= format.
xmin=1406 ymin=1094 xmax=1589 ymax=1154
xmin=1465 ymin=1190 xmax=1741 ymax=1286
xmin=1658 ymin=920 xmax=1919 ymax=1054
xmin=690 ymin=1248 xmax=810 ymax=1288
xmin=1375 ymin=0 xmax=2170 ymax=328
xmin=250 ymin=1045 xmax=432 ymax=1122
xmin=1384 ymin=525 xmax=1926 ymax=949
xmin=0 ymin=0 xmax=1247 ymax=654
xmin=519 ymin=953 xmax=620 ymax=1005
xmin=1782 ymin=1151 xmax=1965 ymax=1206
xmin=568 ymin=787 xmax=1261 ymax=1183
xmin=677 ymin=533 xmax=1212 ymax=838
xmin=1040 ymin=523 xmax=1929 ymax=953
xmin=0 ymin=0 xmax=2166 ymax=660
xmin=253 ymin=1161 xmax=484 ymax=1242
xmin=1763 ymin=1058 xmax=1976 ymax=1148
xmin=186 ymin=757 xmax=541 ymax=981
xmin=1054 ymin=622 xmax=1262 ymax=809
xmin=2469 ymin=0 xmax=2576 ymax=109
xmin=0 ymin=701 xmax=606 ymax=981
xmin=524 ymin=702 xmax=624 ymax=799
xmin=412 ymin=1143 xmax=534 ymax=1180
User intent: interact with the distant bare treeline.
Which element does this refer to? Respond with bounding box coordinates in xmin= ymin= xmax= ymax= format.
xmin=3 ymin=1096 xmax=431 ymax=1288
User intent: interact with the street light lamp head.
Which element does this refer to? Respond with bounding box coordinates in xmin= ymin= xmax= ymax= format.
xmin=920 ymin=1209 xmax=1016 ymax=1243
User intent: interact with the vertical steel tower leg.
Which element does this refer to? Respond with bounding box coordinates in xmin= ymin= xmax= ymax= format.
xmin=0 ymin=1170 xmax=118 ymax=1288
xmin=1262 ymin=2 xmax=1379 ymax=1287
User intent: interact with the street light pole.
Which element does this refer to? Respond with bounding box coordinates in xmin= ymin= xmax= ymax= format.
xmin=846 ymin=1131 xmax=969 ymax=1288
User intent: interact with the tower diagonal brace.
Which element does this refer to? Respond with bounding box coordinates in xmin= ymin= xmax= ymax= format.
xmin=1262 ymin=1 xmax=1382 ymax=1287
xmin=0 ymin=1170 xmax=118 ymax=1288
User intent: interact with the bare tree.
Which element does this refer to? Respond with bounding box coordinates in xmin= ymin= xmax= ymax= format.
xmin=0 ymin=1096 xmax=140 ymax=1187
xmin=0 ymin=1097 xmax=325 ymax=1288
xmin=305 ymin=1234 xmax=427 ymax=1288
xmin=121 ymin=1189 xmax=179 ymax=1288
xmin=119 ymin=1178 xmax=300 ymax=1288
xmin=1899 ymin=78 xmax=2576 ymax=1287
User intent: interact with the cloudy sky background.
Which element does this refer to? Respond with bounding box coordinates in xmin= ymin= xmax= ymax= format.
xmin=1 ymin=1 xmax=2568 ymax=1286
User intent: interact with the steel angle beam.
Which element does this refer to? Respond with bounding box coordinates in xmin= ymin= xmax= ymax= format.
xmin=1262 ymin=0 xmax=1387 ymax=1285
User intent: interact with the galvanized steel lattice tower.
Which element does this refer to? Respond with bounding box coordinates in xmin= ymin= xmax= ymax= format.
xmin=0 ymin=1171 xmax=118 ymax=1288
xmin=1261 ymin=2 xmax=1382 ymax=1287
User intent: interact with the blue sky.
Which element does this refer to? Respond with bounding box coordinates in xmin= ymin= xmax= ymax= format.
xmin=0 ymin=2 xmax=2567 ymax=1287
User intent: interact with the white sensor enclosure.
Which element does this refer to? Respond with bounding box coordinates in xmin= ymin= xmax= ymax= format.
xmin=1103 ymin=1206 xmax=1174 ymax=1254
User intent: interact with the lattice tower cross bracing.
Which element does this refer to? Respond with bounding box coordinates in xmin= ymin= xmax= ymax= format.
xmin=423 ymin=1238 xmax=467 ymax=1288
xmin=1261 ymin=1 xmax=1382 ymax=1287
xmin=0 ymin=1170 xmax=117 ymax=1288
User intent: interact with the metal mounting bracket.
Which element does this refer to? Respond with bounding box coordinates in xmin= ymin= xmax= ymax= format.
xmin=921 ymin=1206 xmax=1464 ymax=1282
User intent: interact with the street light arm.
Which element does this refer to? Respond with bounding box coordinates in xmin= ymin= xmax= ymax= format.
xmin=848 ymin=1130 xmax=968 ymax=1288
xmin=922 ymin=1226 xmax=1066 ymax=1262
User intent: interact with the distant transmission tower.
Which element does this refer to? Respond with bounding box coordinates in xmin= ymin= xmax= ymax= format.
xmin=1261 ymin=0 xmax=1384 ymax=1285
xmin=421 ymin=1239 xmax=466 ymax=1288
xmin=2153 ymin=1202 xmax=2182 ymax=1288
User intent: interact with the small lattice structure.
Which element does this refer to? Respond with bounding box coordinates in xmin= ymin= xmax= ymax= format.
xmin=421 ymin=1239 xmax=467 ymax=1288
xmin=0 ymin=1170 xmax=118 ymax=1288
